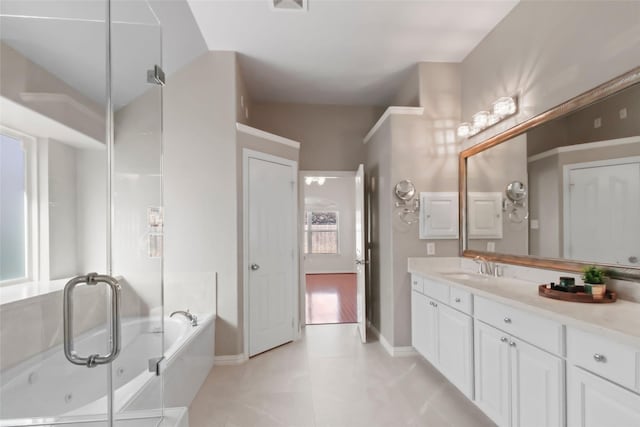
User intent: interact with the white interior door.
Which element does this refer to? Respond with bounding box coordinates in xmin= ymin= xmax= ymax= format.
xmin=355 ymin=164 xmax=366 ymax=343
xmin=565 ymin=159 xmax=640 ymax=265
xmin=247 ymin=152 xmax=296 ymax=357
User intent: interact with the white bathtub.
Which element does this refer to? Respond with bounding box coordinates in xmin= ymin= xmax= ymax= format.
xmin=0 ymin=314 xmax=215 ymax=426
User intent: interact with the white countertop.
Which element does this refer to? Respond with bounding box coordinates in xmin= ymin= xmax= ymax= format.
xmin=408 ymin=257 xmax=640 ymax=349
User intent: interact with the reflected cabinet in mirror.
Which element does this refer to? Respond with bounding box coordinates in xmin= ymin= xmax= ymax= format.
xmin=460 ymin=67 xmax=640 ymax=279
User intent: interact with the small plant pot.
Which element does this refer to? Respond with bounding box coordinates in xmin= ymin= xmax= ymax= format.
xmin=589 ymin=284 xmax=607 ymax=300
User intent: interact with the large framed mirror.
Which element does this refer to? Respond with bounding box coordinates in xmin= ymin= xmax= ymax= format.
xmin=459 ymin=66 xmax=640 ymax=280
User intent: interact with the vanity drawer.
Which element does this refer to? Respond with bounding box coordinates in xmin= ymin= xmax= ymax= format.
xmin=423 ymin=277 xmax=450 ymax=303
xmin=449 ymin=286 xmax=473 ymax=315
xmin=475 ymin=296 xmax=563 ymax=355
xmin=567 ymin=327 xmax=640 ymax=392
xmin=411 ymin=274 xmax=424 ymax=294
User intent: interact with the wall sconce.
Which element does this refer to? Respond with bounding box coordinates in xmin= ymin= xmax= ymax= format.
xmin=394 ymin=179 xmax=420 ymax=224
xmin=502 ymin=180 xmax=529 ymax=223
xmin=457 ymin=96 xmax=518 ymax=138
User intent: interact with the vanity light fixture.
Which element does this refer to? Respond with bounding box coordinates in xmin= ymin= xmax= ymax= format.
xmin=457 ymin=96 xmax=518 ymax=139
xmin=304 ymin=176 xmax=327 ymax=186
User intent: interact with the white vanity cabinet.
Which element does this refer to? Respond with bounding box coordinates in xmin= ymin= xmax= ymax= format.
xmin=567 ymin=365 xmax=640 ymax=427
xmin=566 ymin=327 xmax=640 ymax=427
xmin=411 ymin=274 xmax=473 ymax=398
xmin=437 ymin=303 xmax=474 ymax=398
xmin=474 ymin=320 xmax=564 ymax=427
xmin=411 ymin=288 xmax=437 ymax=360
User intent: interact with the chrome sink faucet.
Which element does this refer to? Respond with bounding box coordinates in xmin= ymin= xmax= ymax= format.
xmin=170 ymin=309 xmax=198 ymax=326
xmin=474 ymin=256 xmax=502 ymax=277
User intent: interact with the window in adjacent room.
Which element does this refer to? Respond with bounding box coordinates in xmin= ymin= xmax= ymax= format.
xmin=304 ymin=211 xmax=339 ymax=254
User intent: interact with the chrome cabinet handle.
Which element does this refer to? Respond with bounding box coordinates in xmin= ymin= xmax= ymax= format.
xmin=500 ymin=337 xmax=508 ymax=343
xmin=504 ymin=317 xmax=512 ymax=324
xmin=593 ymin=353 xmax=606 ymax=362
xmin=250 ymin=263 xmax=260 ymax=271
xmin=454 ymin=297 xmax=461 ymax=303
xmin=64 ymin=273 xmax=121 ymax=368
xmin=509 ymin=341 xmax=517 ymax=347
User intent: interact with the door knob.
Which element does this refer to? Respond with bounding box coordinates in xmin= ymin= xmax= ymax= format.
xmin=250 ymin=264 xmax=260 ymax=271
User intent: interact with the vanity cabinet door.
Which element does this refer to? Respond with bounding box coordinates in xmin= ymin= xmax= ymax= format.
xmin=568 ymin=365 xmax=640 ymax=427
xmin=438 ymin=303 xmax=473 ymax=398
xmin=475 ymin=321 xmax=511 ymax=427
xmin=423 ymin=296 xmax=439 ymax=363
xmin=510 ymin=337 xmax=564 ymax=427
xmin=411 ymin=290 xmax=429 ymax=357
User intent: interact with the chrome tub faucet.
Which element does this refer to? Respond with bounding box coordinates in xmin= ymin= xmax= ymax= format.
xmin=170 ymin=309 xmax=198 ymax=326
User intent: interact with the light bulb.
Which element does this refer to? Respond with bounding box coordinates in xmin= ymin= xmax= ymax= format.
xmin=492 ymin=97 xmax=517 ymax=117
xmin=457 ymin=122 xmax=472 ymax=138
xmin=472 ymin=111 xmax=490 ymax=129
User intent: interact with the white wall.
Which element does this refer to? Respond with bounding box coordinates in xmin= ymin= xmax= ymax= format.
xmin=303 ymin=174 xmax=356 ymax=274
xmin=461 ymin=1 xmax=640 ymax=151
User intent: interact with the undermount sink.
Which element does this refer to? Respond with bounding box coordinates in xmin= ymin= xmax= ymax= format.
xmin=441 ymin=272 xmax=489 ymax=281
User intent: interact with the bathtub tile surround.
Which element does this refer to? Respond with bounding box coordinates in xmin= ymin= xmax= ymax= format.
xmin=189 ymin=324 xmax=493 ymax=427
xmin=409 ymin=256 xmax=640 ymax=426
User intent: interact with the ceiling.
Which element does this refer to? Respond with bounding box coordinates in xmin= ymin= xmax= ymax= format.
xmin=188 ymin=0 xmax=519 ymax=106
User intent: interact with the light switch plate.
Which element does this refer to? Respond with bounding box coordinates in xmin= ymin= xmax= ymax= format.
xmin=487 ymin=242 xmax=495 ymax=252
xmin=594 ymin=117 xmax=602 ymax=128
xmin=620 ymin=108 xmax=627 ymax=119
xmin=530 ymin=219 xmax=540 ymax=229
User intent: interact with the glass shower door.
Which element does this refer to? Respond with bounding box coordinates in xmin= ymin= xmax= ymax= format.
xmin=0 ymin=1 xmax=164 ymax=425
xmin=110 ymin=0 xmax=165 ymax=422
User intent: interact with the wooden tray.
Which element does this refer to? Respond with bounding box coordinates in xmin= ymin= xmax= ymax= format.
xmin=538 ymin=285 xmax=617 ymax=303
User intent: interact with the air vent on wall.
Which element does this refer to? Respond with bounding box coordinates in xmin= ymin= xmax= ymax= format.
xmin=271 ymin=0 xmax=307 ymax=12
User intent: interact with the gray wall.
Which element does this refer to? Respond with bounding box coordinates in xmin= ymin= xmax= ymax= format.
xmin=460 ymin=0 xmax=640 ymax=152
xmin=250 ymin=103 xmax=383 ymax=171
xmin=366 ymin=63 xmax=461 ymax=347
xmin=163 ymin=51 xmax=240 ymax=356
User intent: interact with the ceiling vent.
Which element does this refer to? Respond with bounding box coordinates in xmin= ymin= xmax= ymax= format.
xmin=271 ymin=0 xmax=307 ymax=12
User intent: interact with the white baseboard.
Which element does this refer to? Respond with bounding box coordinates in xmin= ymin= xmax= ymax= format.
xmin=214 ymin=353 xmax=248 ymax=365
xmin=367 ymin=321 xmax=418 ymax=358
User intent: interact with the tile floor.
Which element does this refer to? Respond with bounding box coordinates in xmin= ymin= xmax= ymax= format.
xmin=189 ymin=324 xmax=494 ymax=427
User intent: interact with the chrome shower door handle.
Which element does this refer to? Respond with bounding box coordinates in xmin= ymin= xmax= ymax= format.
xmin=250 ymin=263 xmax=260 ymax=271
xmin=63 ymin=273 xmax=121 ymax=368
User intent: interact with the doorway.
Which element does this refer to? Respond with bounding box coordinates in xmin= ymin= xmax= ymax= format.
xmin=301 ymin=168 xmax=366 ymax=341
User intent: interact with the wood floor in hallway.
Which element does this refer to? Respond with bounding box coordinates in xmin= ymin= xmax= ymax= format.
xmin=305 ymin=273 xmax=357 ymax=325
xmin=189 ymin=324 xmax=495 ymax=427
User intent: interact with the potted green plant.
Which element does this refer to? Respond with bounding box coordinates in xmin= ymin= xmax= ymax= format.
xmin=582 ymin=265 xmax=607 ymax=300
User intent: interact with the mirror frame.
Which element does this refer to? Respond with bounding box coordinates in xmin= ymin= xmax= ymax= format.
xmin=459 ymin=66 xmax=640 ymax=280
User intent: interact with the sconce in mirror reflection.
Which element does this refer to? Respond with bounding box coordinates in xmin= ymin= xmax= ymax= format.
xmin=503 ymin=181 xmax=529 ymax=223
xmin=394 ymin=180 xmax=420 ymax=224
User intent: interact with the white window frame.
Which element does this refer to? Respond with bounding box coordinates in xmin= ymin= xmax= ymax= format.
xmin=0 ymin=125 xmax=39 ymax=286
xmin=304 ymin=210 xmax=340 ymax=255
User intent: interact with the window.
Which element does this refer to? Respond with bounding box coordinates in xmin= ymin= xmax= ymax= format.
xmin=0 ymin=130 xmax=34 ymax=285
xmin=304 ymin=211 xmax=339 ymax=254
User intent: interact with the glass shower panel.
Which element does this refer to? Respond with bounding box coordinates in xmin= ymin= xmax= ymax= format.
xmin=110 ymin=0 xmax=164 ymax=422
xmin=0 ymin=1 xmax=110 ymax=426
